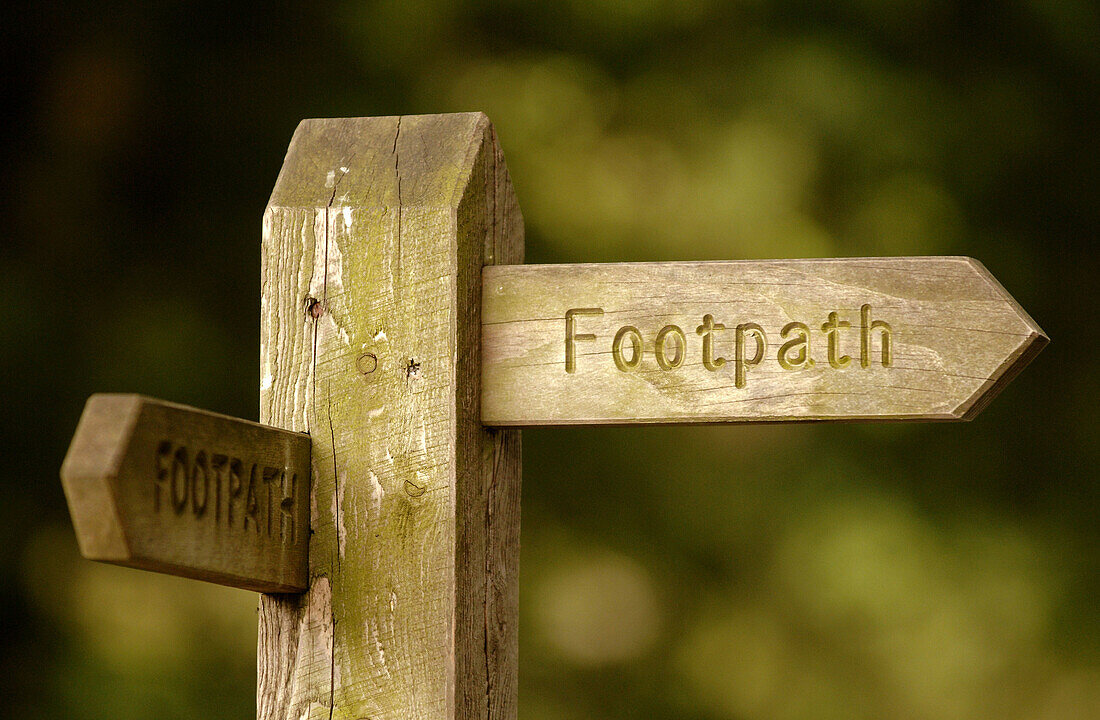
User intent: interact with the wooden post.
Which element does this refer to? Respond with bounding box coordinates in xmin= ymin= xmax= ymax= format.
xmin=258 ymin=114 xmax=523 ymax=720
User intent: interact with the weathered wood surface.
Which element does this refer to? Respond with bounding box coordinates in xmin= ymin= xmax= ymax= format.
xmin=482 ymin=258 xmax=1047 ymax=425
xmin=259 ymin=114 xmax=522 ymax=720
xmin=60 ymin=394 xmax=311 ymax=592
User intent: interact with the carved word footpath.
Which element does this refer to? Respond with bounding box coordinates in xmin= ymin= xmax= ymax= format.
xmin=153 ymin=440 xmax=301 ymax=544
xmin=61 ymin=394 xmax=311 ymax=592
xmin=565 ymin=304 xmax=892 ymax=386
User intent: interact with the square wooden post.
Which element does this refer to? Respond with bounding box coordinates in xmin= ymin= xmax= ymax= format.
xmin=258 ymin=114 xmax=523 ymax=720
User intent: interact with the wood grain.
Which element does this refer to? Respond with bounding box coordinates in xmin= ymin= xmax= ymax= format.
xmin=60 ymin=394 xmax=311 ymax=593
xmin=259 ymin=114 xmax=522 ymax=720
xmin=482 ymin=258 xmax=1047 ymax=425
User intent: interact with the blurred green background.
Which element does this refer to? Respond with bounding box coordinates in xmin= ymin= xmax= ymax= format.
xmin=1 ymin=1 xmax=1097 ymax=718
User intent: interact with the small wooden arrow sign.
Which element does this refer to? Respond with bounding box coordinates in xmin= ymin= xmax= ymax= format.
xmin=482 ymin=257 xmax=1047 ymax=425
xmin=60 ymin=394 xmax=310 ymax=592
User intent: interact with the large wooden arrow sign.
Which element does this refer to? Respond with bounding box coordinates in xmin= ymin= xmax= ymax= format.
xmin=482 ymin=257 xmax=1047 ymax=425
xmin=60 ymin=394 xmax=311 ymax=592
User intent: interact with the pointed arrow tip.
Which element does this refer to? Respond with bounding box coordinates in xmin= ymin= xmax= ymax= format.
xmin=60 ymin=394 xmax=144 ymax=562
xmin=961 ymin=256 xmax=1048 ymax=335
xmin=949 ymin=260 xmax=1049 ymax=420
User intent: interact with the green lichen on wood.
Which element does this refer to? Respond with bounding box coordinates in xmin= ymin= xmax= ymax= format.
xmin=259 ymin=114 xmax=522 ymax=720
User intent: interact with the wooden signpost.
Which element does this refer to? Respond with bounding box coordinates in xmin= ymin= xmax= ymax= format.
xmin=59 ymin=113 xmax=1046 ymax=720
